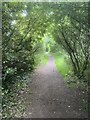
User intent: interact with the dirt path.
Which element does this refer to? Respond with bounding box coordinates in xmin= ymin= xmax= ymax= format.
xmin=23 ymin=56 xmax=88 ymax=118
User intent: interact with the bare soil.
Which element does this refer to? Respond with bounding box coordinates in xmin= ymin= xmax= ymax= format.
xmin=23 ymin=56 xmax=88 ymax=118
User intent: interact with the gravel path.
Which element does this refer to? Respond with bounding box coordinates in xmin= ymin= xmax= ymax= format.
xmin=23 ymin=56 xmax=88 ymax=118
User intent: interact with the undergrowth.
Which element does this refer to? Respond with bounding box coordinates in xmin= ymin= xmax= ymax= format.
xmin=53 ymin=52 xmax=88 ymax=112
xmin=2 ymin=74 xmax=30 ymax=118
xmin=53 ymin=52 xmax=72 ymax=77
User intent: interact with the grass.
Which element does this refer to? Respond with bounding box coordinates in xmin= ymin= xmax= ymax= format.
xmin=35 ymin=53 xmax=48 ymax=67
xmin=54 ymin=53 xmax=88 ymax=91
xmin=40 ymin=54 xmax=48 ymax=65
xmin=53 ymin=52 xmax=88 ymax=112
xmin=53 ymin=53 xmax=72 ymax=77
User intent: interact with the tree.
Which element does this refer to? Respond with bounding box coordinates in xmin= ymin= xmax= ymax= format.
xmin=2 ymin=2 xmax=89 ymax=90
xmin=51 ymin=2 xmax=89 ymax=78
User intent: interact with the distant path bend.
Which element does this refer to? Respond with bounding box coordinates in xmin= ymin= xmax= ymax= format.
xmin=23 ymin=55 xmax=88 ymax=118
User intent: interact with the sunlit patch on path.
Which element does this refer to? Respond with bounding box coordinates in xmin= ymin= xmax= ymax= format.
xmin=23 ymin=56 xmax=88 ymax=118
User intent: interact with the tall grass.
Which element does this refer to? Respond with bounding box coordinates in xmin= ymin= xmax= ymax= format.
xmin=53 ymin=53 xmax=72 ymax=77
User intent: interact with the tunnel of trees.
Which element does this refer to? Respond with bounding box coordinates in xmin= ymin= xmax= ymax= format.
xmin=2 ymin=2 xmax=90 ymax=87
xmin=2 ymin=2 xmax=90 ymax=118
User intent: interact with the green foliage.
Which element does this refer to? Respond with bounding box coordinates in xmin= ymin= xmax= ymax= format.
xmin=53 ymin=52 xmax=72 ymax=77
xmin=3 ymin=2 xmax=89 ymax=89
xmin=52 ymin=2 xmax=89 ymax=79
xmin=39 ymin=54 xmax=48 ymax=65
xmin=2 ymin=2 xmax=89 ymax=117
xmin=35 ymin=53 xmax=48 ymax=66
xmin=2 ymin=74 xmax=29 ymax=118
xmin=2 ymin=2 xmax=50 ymax=89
